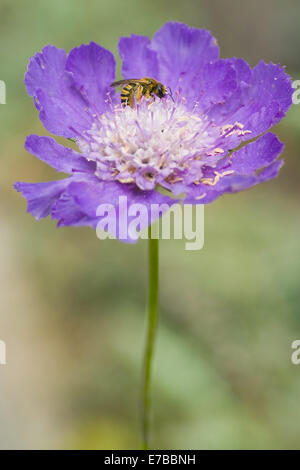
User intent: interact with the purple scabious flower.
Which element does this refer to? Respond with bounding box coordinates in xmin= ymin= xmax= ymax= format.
xmin=15 ymin=22 xmax=293 ymax=239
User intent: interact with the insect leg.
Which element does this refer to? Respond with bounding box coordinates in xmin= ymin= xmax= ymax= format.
xmin=144 ymin=88 xmax=152 ymax=99
xmin=135 ymin=84 xmax=144 ymax=103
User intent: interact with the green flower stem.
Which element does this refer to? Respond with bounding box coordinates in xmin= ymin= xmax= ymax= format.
xmin=142 ymin=225 xmax=159 ymax=450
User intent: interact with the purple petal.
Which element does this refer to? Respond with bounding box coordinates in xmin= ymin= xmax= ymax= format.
xmin=238 ymin=61 xmax=293 ymax=134
xmin=14 ymin=179 xmax=70 ymax=219
xmin=67 ymin=180 xmax=178 ymax=241
xmin=66 ymin=42 xmax=116 ymax=115
xmin=119 ymin=35 xmax=159 ymax=79
xmin=230 ymin=58 xmax=252 ymax=84
xmin=25 ymin=45 xmax=93 ymax=138
xmin=151 ymin=22 xmax=219 ymax=90
xmin=185 ymin=133 xmax=284 ymax=204
xmin=52 ymin=193 xmax=97 ymax=228
xmin=25 ymin=135 xmax=96 ymax=174
xmin=67 ymin=180 xmax=175 ymax=217
xmin=206 ymin=58 xmax=251 ymax=124
xmin=227 ymin=132 xmax=284 ymax=174
xmin=258 ymin=159 xmax=284 ymax=183
xmin=210 ymin=61 xmax=293 ymax=137
xmin=184 ymin=59 xmax=238 ymax=111
xmin=249 ymin=61 xmax=292 ymax=116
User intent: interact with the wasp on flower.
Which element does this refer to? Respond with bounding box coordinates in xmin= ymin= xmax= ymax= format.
xmin=110 ymin=77 xmax=169 ymax=107
xmin=15 ymin=22 xmax=293 ymax=240
xmin=14 ymin=21 xmax=294 ymax=450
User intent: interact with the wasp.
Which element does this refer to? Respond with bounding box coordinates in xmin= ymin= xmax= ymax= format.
xmin=110 ymin=77 xmax=171 ymax=107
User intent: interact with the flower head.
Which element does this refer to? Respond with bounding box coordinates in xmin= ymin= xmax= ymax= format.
xmin=15 ymin=22 xmax=293 ymax=239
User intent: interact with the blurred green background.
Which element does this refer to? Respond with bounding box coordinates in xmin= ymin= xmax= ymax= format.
xmin=1 ymin=0 xmax=300 ymax=450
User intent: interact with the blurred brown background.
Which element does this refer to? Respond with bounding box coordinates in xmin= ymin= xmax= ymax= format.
xmin=0 ymin=0 xmax=300 ymax=449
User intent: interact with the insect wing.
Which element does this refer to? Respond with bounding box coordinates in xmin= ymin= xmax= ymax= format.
xmin=110 ymin=79 xmax=140 ymax=88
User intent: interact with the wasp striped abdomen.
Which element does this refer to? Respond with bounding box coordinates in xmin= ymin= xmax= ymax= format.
xmin=121 ymin=83 xmax=134 ymax=107
xmin=111 ymin=78 xmax=167 ymax=108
